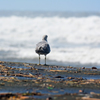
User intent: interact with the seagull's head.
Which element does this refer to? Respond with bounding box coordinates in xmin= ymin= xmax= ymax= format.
xmin=42 ymin=35 xmax=48 ymax=41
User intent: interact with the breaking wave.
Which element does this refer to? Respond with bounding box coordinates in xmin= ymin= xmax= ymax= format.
xmin=0 ymin=15 xmax=100 ymax=67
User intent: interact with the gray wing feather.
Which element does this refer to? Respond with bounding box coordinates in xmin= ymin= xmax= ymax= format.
xmin=35 ymin=41 xmax=50 ymax=55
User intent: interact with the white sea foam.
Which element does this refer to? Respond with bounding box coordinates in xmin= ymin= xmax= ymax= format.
xmin=0 ymin=15 xmax=100 ymax=66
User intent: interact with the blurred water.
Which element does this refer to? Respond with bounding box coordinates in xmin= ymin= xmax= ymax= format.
xmin=0 ymin=11 xmax=100 ymax=67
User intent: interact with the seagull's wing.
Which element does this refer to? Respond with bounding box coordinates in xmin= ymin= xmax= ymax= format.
xmin=35 ymin=41 xmax=50 ymax=55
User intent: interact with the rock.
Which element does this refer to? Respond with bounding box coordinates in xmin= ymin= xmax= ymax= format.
xmin=89 ymin=79 xmax=95 ymax=82
xmin=79 ymin=89 xmax=84 ymax=93
xmin=67 ymin=77 xmax=75 ymax=79
xmin=55 ymin=76 xmax=64 ymax=78
xmin=90 ymin=92 xmax=96 ymax=95
xmin=92 ymin=67 xmax=97 ymax=69
xmin=82 ymin=67 xmax=85 ymax=69
xmin=81 ymin=97 xmax=100 ymax=100
xmin=46 ymin=97 xmax=53 ymax=100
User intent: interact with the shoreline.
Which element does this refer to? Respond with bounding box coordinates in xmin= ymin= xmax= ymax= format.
xmin=0 ymin=61 xmax=100 ymax=100
xmin=0 ymin=58 xmax=100 ymax=68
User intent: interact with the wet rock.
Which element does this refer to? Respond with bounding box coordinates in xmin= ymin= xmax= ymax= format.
xmin=81 ymin=97 xmax=100 ymax=100
xmin=90 ymin=92 xmax=96 ymax=95
xmin=79 ymin=90 xmax=84 ymax=93
xmin=82 ymin=67 xmax=85 ymax=69
xmin=0 ymin=93 xmax=15 ymax=99
xmin=89 ymin=79 xmax=95 ymax=82
xmin=55 ymin=76 xmax=64 ymax=78
xmin=92 ymin=67 xmax=97 ymax=69
xmin=46 ymin=97 xmax=53 ymax=100
xmin=67 ymin=77 xmax=75 ymax=79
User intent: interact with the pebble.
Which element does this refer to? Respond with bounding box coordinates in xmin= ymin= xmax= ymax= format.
xmin=46 ymin=97 xmax=53 ymax=100
xmin=79 ymin=89 xmax=84 ymax=93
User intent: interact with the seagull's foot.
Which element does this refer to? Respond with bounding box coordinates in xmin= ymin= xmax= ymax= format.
xmin=44 ymin=64 xmax=49 ymax=66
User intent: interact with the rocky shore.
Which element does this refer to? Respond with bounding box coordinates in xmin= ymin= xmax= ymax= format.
xmin=0 ymin=61 xmax=100 ymax=100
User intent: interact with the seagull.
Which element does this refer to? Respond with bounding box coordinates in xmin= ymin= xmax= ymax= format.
xmin=35 ymin=35 xmax=50 ymax=65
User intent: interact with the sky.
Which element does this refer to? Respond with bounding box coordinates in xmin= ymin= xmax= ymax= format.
xmin=0 ymin=0 xmax=100 ymax=12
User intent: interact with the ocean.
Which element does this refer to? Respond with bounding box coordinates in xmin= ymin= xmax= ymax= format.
xmin=0 ymin=11 xmax=100 ymax=67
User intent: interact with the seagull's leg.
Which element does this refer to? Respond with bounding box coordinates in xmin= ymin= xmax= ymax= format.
xmin=45 ymin=55 xmax=46 ymax=65
xmin=37 ymin=54 xmax=40 ymax=65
